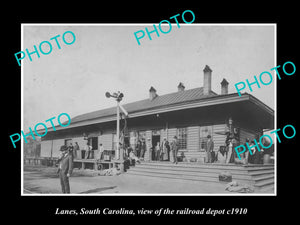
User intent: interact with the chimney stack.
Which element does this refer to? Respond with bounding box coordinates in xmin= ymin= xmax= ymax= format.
xmin=203 ymin=65 xmax=212 ymax=95
xmin=177 ymin=82 xmax=185 ymax=92
xmin=221 ymin=78 xmax=229 ymax=95
xmin=149 ymin=86 xmax=157 ymax=100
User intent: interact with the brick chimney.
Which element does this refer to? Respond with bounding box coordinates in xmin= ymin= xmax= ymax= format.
xmin=149 ymin=86 xmax=157 ymax=100
xmin=203 ymin=65 xmax=212 ymax=95
xmin=177 ymin=82 xmax=185 ymax=92
xmin=221 ymin=78 xmax=229 ymax=95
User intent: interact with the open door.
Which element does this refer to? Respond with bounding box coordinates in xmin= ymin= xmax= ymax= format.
xmin=151 ymin=130 xmax=161 ymax=161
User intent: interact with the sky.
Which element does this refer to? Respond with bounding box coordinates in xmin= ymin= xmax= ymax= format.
xmin=22 ymin=24 xmax=275 ymax=131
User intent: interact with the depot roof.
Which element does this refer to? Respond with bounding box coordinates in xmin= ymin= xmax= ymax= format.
xmin=72 ymin=87 xmax=218 ymax=123
xmin=47 ymin=85 xmax=273 ymax=133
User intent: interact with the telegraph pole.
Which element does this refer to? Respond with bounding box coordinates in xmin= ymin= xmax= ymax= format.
xmin=116 ymin=99 xmax=122 ymax=161
xmin=106 ymin=91 xmax=124 ymax=172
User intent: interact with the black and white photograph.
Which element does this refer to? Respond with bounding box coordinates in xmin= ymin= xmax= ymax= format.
xmin=21 ymin=24 xmax=276 ymax=195
xmin=4 ymin=3 xmax=299 ymax=222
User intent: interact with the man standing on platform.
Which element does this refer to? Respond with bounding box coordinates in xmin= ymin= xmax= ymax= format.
xmin=85 ymin=141 xmax=93 ymax=159
xmin=57 ymin=145 xmax=73 ymax=194
xmin=226 ymin=139 xmax=233 ymax=164
xmin=73 ymin=142 xmax=80 ymax=159
xmin=171 ymin=136 xmax=179 ymax=164
xmin=206 ymin=135 xmax=214 ymax=163
xmin=99 ymin=143 xmax=104 ymax=160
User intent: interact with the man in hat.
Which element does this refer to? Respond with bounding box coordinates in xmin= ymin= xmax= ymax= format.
xmin=57 ymin=145 xmax=73 ymax=194
xmin=85 ymin=141 xmax=93 ymax=159
xmin=140 ymin=139 xmax=146 ymax=160
xmin=226 ymin=138 xmax=233 ymax=164
xmin=171 ymin=136 xmax=179 ymax=164
xmin=161 ymin=138 xmax=169 ymax=161
xmin=206 ymin=135 xmax=214 ymax=163
xmin=98 ymin=143 xmax=104 ymax=160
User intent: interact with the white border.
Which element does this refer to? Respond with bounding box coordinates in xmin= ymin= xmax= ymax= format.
xmin=21 ymin=23 xmax=277 ymax=196
xmin=21 ymin=24 xmax=24 ymax=196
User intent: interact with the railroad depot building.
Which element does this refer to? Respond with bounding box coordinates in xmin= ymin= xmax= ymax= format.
xmin=40 ymin=65 xmax=274 ymax=163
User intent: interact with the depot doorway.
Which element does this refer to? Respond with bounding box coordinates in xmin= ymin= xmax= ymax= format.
xmin=151 ymin=130 xmax=161 ymax=161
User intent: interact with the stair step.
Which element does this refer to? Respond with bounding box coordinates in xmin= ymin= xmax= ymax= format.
xmin=248 ymin=170 xmax=275 ymax=176
xmin=142 ymin=161 xmax=273 ymax=168
xmin=128 ymin=167 xmax=253 ymax=181
xmin=127 ymin=162 xmax=274 ymax=190
xmin=254 ymin=179 xmax=274 ymax=187
xmin=132 ymin=165 xmax=249 ymax=175
xmin=140 ymin=162 xmax=248 ymax=170
xmin=252 ymin=174 xmax=274 ymax=182
xmin=182 ymin=153 xmax=202 ymax=156
xmin=245 ymin=164 xmax=274 ymax=168
xmin=246 ymin=168 xmax=274 ymax=171
xmin=126 ymin=170 xmax=221 ymax=183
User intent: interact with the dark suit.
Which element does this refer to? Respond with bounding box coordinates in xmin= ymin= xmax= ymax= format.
xmin=171 ymin=139 xmax=179 ymax=163
xmin=57 ymin=153 xmax=73 ymax=193
xmin=206 ymin=139 xmax=214 ymax=163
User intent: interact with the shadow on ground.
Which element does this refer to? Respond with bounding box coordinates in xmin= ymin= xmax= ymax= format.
xmin=79 ymin=186 xmax=117 ymax=194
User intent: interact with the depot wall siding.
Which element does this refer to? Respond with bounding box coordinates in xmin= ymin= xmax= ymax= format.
xmin=212 ymin=124 xmax=227 ymax=152
xmin=183 ymin=124 xmax=227 ymax=162
xmin=240 ymin=128 xmax=258 ymax=144
xmin=72 ymin=137 xmax=87 ymax=149
xmin=99 ymin=133 xmax=113 ymax=150
xmin=40 ymin=140 xmax=52 ymax=157
xmin=52 ymin=139 xmax=65 ymax=157
xmin=41 ymin=139 xmax=64 ymax=158
xmin=160 ymin=129 xmax=167 ymax=140
xmin=167 ymin=128 xmax=177 ymax=141
xmin=187 ymin=126 xmax=199 ymax=152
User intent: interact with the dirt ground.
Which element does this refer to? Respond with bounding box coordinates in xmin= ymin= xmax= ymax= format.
xmin=23 ymin=165 xmax=268 ymax=195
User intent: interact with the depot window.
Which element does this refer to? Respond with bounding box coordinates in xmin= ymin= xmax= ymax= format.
xmin=177 ymin=127 xmax=187 ymax=150
xmin=199 ymin=126 xmax=213 ymax=151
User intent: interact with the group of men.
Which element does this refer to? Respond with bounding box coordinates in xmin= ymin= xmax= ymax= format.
xmin=236 ymin=138 xmax=267 ymax=164
xmin=134 ymin=139 xmax=147 ymax=159
xmin=123 ymin=136 xmax=180 ymax=164
xmin=151 ymin=137 xmax=180 ymax=163
xmin=66 ymin=141 xmax=100 ymax=160
xmin=205 ymin=135 xmax=267 ymax=164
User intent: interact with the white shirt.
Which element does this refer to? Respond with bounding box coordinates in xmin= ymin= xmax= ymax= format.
xmin=99 ymin=146 xmax=104 ymax=153
xmin=84 ymin=145 xmax=92 ymax=151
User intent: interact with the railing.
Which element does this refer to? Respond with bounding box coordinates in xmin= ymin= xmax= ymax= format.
xmin=24 ymin=157 xmax=58 ymax=166
xmin=73 ymin=158 xmax=124 ymax=171
xmin=24 ymin=150 xmax=122 ymax=171
xmin=73 ymin=149 xmax=115 ymax=160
